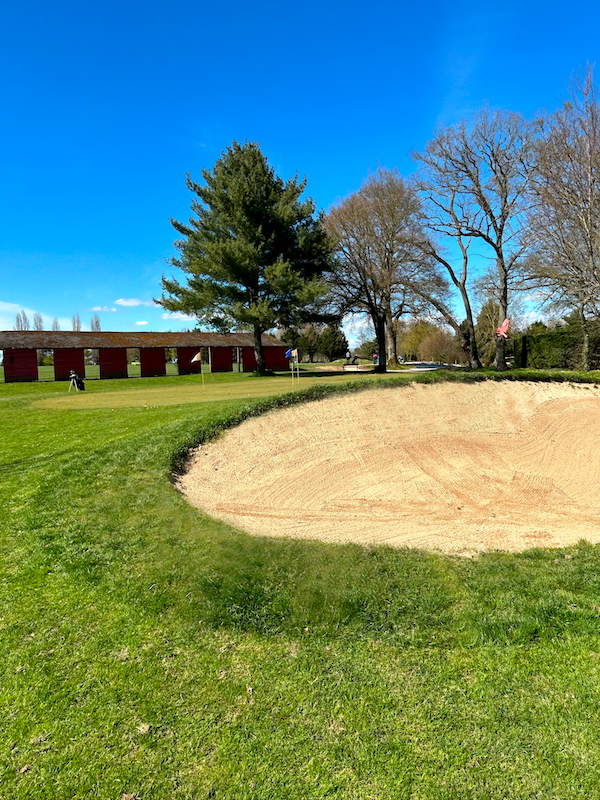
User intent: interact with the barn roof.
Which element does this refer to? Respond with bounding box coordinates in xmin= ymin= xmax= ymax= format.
xmin=0 ymin=331 xmax=286 ymax=349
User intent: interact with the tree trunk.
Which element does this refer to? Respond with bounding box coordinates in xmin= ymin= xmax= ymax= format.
xmin=374 ymin=314 xmax=387 ymax=373
xmin=384 ymin=303 xmax=397 ymax=363
xmin=457 ymin=286 xmax=482 ymax=369
xmin=579 ymin=305 xmax=590 ymax=371
xmin=455 ymin=326 xmax=480 ymax=370
xmin=494 ymin=330 xmax=507 ymax=370
xmin=253 ymin=324 xmax=266 ymax=375
xmin=494 ymin=259 xmax=509 ymax=370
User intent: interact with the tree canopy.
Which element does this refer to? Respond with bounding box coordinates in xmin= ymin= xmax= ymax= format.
xmin=157 ymin=141 xmax=333 ymax=374
xmin=413 ymin=108 xmax=533 ymax=369
xmin=525 ymin=66 xmax=600 ymax=369
xmin=325 ymin=167 xmax=426 ymax=371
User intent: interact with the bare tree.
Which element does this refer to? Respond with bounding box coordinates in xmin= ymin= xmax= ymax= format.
xmin=413 ymin=108 xmax=534 ymax=369
xmin=72 ymin=313 xmax=82 ymax=332
xmin=525 ymin=66 xmax=600 ymax=370
xmin=90 ymin=313 xmax=101 ymax=332
xmin=14 ymin=309 xmax=30 ymax=330
xmin=418 ymin=327 xmax=465 ymax=364
xmin=406 ymin=227 xmax=483 ymax=368
xmin=325 ymin=168 xmax=426 ymax=370
xmin=51 ymin=317 xmax=60 ymax=331
xmin=33 ymin=312 xmax=44 ymax=331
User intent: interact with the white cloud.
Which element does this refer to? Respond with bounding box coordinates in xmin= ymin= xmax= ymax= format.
xmin=0 ymin=300 xmax=23 ymax=313
xmin=514 ymin=309 xmax=554 ymax=329
xmin=0 ymin=301 xmax=59 ymax=331
xmin=136 ymin=320 xmax=149 ymax=326
xmin=0 ymin=299 xmax=24 ymax=319
xmin=92 ymin=306 xmax=117 ymax=312
xmin=115 ymin=298 xmax=155 ymax=307
xmin=161 ymin=312 xmax=196 ymax=321
xmin=342 ymin=313 xmax=374 ymax=349
xmin=0 ymin=300 xmax=28 ymax=331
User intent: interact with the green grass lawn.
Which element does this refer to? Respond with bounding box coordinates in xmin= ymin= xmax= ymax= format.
xmin=3 ymin=368 xmax=600 ymax=799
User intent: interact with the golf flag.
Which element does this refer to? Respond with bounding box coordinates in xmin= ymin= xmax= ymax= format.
xmin=191 ymin=351 xmax=202 ymax=363
xmin=496 ymin=319 xmax=510 ymax=339
xmin=285 ymin=348 xmax=299 ymax=358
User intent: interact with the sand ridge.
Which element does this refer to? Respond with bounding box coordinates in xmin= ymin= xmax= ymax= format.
xmin=178 ymin=381 xmax=600 ymax=553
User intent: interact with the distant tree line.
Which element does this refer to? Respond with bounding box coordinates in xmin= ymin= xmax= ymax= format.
xmin=14 ymin=311 xmax=101 ymax=333
xmin=282 ymin=324 xmax=349 ymax=362
xmin=12 ymin=311 xmax=102 ymax=365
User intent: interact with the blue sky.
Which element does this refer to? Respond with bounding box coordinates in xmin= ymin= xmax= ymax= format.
xmin=1 ymin=0 xmax=599 ymax=341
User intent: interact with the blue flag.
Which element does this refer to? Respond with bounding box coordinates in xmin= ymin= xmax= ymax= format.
xmin=285 ymin=348 xmax=293 ymax=358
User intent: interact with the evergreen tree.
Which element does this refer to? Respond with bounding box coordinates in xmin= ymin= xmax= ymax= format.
xmin=298 ymin=325 xmax=321 ymax=361
xmin=475 ymin=299 xmax=501 ymax=365
xmin=158 ymin=141 xmax=333 ymax=374
xmin=318 ymin=325 xmax=349 ymax=361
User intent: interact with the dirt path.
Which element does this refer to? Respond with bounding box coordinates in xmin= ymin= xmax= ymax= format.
xmin=178 ymin=381 xmax=600 ymax=554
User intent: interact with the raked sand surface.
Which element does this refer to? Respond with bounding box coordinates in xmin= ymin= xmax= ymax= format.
xmin=178 ymin=381 xmax=600 ymax=554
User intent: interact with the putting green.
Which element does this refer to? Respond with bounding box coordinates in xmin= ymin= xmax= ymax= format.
xmin=31 ymin=373 xmax=382 ymax=409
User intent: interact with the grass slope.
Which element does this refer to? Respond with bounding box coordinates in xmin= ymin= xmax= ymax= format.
xmin=2 ymin=368 xmax=600 ymax=799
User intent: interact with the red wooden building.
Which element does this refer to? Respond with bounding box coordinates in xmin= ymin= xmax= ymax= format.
xmin=0 ymin=331 xmax=289 ymax=382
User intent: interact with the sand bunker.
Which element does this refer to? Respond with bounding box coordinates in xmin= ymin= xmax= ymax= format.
xmin=178 ymin=381 xmax=600 ymax=553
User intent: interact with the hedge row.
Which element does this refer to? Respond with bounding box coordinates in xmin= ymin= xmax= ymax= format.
xmin=514 ymin=325 xmax=600 ymax=369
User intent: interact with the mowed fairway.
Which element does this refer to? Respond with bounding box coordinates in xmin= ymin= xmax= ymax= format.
xmin=4 ymin=369 xmax=600 ymax=799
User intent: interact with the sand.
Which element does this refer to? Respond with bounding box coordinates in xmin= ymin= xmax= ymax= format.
xmin=177 ymin=380 xmax=600 ymax=554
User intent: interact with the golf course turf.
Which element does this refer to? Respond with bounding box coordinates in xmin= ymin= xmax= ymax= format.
xmin=3 ymin=367 xmax=600 ymax=799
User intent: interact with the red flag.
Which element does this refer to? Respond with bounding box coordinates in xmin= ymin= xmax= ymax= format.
xmin=496 ymin=319 xmax=510 ymax=338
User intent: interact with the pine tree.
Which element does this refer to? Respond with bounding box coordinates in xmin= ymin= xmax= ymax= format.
xmin=158 ymin=141 xmax=333 ymax=374
xmin=318 ymin=325 xmax=349 ymax=361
